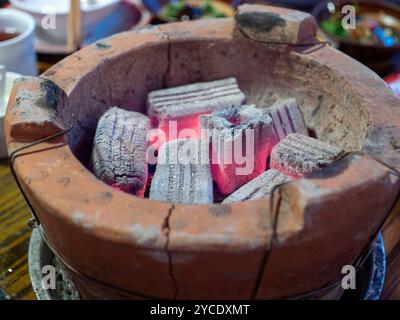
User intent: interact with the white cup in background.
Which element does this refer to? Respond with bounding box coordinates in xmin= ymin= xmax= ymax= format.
xmin=0 ymin=9 xmax=38 ymax=76
xmin=10 ymin=0 xmax=121 ymax=43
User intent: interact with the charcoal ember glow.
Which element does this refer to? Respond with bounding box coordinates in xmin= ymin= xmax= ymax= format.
xmin=270 ymin=133 xmax=343 ymax=179
xmin=263 ymin=98 xmax=308 ymax=144
xmin=149 ymin=139 xmax=213 ymax=204
xmin=201 ymin=105 xmax=274 ymax=195
xmin=91 ymin=107 xmax=150 ymax=197
xmin=147 ymin=78 xmax=245 ymax=140
xmin=222 ymin=169 xmax=292 ymax=204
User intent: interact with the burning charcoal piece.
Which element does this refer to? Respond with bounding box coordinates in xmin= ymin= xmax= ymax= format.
xmin=150 ymin=139 xmax=213 ymax=204
xmin=263 ymin=98 xmax=308 ymax=144
xmin=147 ymin=78 xmax=245 ymax=140
xmin=201 ymin=105 xmax=274 ymax=195
xmin=91 ymin=107 xmax=150 ymax=197
xmin=270 ymin=133 xmax=343 ymax=179
xmin=222 ymin=169 xmax=292 ymax=204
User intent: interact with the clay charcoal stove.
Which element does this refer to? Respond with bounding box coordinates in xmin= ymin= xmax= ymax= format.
xmin=149 ymin=139 xmax=213 ymax=204
xmin=6 ymin=4 xmax=400 ymax=301
xmin=147 ymin=77 xmax=245 ymax=139
xmin=91 ymin=107 xmax=150 ymax=197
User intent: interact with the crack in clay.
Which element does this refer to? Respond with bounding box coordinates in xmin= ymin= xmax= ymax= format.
xmin=251 ymin=188 xmax=283 ymax=299
xmin=159 ymin=28 xmax=172 ymax=89
xmin=163 ymin=204 xmax=179 ymax=299
xmin=251 ymin=158 xmax=400 ymax=300
xmin=151 ymin=26 xmax=177 ymax=299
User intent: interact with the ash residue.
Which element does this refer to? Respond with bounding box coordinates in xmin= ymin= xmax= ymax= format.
xmin=39 ymin=79 xmax=62 ymax=111
xmin=235 ymin=12 xmax=286 ymax=33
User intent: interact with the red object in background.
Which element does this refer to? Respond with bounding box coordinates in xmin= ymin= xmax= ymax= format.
xmin=385 ymin=73 xmax=400 ymax=97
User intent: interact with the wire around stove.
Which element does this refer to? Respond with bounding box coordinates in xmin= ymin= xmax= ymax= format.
xmin=8 ymin=125 xmax=73 ymax=227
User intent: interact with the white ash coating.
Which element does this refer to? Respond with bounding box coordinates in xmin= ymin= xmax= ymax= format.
xmin=203 ymin=104 xmax=272 ymax=139
xmin=91 ymin=107 xmax=150 ymax=196
xmin=147 ymin=78 xmax=245 ymax=118
xmin=271 ymin=133 xmax=343 ymax=179
xmin=150 ymin=139 xmax=213 ymax=204
xmin=223 ymin=169 xmax=292 ymax=203
xmin=263 ymin=98 xmax=308 ymax=141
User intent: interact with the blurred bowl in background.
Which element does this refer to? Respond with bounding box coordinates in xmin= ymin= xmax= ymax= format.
xmin=143 ymin=0 xmax=234 ymax=23
xmin=264 ymin=0 xmax=322 ymax=9
xmin=313 ymin=0 xmax=400 ymax=76
xmin=10 ymin=0 xmax=121 ymax=42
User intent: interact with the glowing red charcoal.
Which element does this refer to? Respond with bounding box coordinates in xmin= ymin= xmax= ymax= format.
xmin=147 ymin=78 xmax=245 ymax=141
xmin=158 ymin=114 xmax=204 ymax=141
xmin=201 ymin=105 xmax=274 ymax=195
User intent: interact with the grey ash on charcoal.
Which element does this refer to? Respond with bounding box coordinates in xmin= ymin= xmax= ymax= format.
xmin=201 ymin=104 xmax=271 ymax=132
xmin=90 ymin=78 xmax=343 ymax=204
xmin=148 ymin=77 xmax=245 ymax=119
xmin=149 ymin=139 xmax=213 ymax=204
xmin=91 ymin=107 xmax=150 ymax=197
xmin=270 ymin=133 xmax=344 ymax=179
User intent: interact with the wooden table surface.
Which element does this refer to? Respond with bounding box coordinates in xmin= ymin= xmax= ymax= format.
xmin=0 ymin=159 xmax=35 ymax=300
